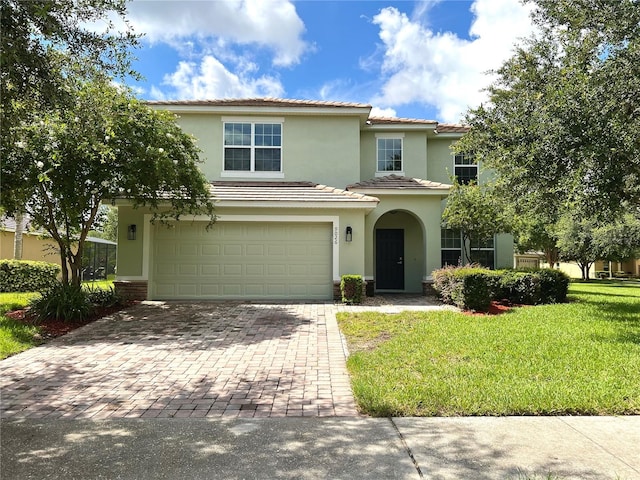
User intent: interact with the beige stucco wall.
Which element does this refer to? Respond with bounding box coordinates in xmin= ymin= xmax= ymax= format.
xmin=425 ymin=138 xmax=455 ymax=184
xmin=0 ymin=231 xmax=60 ymax=265
xmin=115 ymin=207 xmax=146 ymax=278
xmin=176 ymin=113 xmax=362 ymax=187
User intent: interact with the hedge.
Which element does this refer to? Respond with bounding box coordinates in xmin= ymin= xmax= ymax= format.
xmin=0 ymin=260 xmax=60 ymax=292
xmin=433 ymin=265 xmax=570 ymax=312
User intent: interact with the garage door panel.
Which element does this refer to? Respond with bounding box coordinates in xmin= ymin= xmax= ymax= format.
xmin=202 ymin=244 xmax=220 ymax=256
xmin=224 ymin=264 xmax=242 ymax=276
xmin=178 ymin=284 xmax=197 ymax=296
xmin=246 ymin=244 xmax=264 ymax=256
xmin=201 ymin=264 xmax=221 ymax=275
xmin=288 ymin=264 xmax=307 ymax=276
xmin=179 ymin=244 xmax=198 ymax=256
xmin=266 ymin=245 xmax=286 ymax=256
xmin=246 ymin=264 xmax=264 ymax=276
xmin=152 ymin=221 xmax=332 ymax=300
xmin=201 ymin=284 xmax=221 ymax=296
xmin=309 ymin=264 xmax=331 ymax=276
xmin=266 ymin=264 xmax=287 ymax=276
xmin=222 ymin=284 xmax=243 ymax=296
xmin=224 ymin=244 xmax=242 ymax=256
xmin=179 ymin=264 xmax=198 ymax=276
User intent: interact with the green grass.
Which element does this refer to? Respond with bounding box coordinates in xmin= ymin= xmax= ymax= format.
xmin=0 ymin=280 xmax=114 ymax=359
xmin=337 ymin=281 xmax=640 ymax=417
xmin=0 ymin=292 xmax=42 ymax=360
xmin=82 ymin=279 xmax=114 ymax=290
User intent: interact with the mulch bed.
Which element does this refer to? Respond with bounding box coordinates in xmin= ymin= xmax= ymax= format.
xmin=5 ymin=303 xmax=135 ymax=339
xmin=463 ymin=300 xmax=520 ymax=316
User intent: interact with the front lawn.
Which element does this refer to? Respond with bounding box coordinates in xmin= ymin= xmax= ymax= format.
xmin=0 ymin=280 xmax=117 ymax=360
xmin=0 ymin=292 xmax=41 ymax=360
xmin=337 ymin=281 xmax=640 ymax=416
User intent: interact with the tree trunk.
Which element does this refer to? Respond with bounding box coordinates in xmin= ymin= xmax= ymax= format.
xmin=13 ymin=211 xmax=24 ymax=259
xmin=544 ymin=246 xmax=559 ymax=269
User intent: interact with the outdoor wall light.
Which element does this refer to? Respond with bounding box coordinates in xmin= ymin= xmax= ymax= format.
xmin=345 ymin=226 xmax=353 ymax=243
xmin=127 ymin=224 xmax=137 ymax=241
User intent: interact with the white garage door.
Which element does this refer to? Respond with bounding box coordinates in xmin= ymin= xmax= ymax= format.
xmin=151 ymin=221 xmax=333 ymax=300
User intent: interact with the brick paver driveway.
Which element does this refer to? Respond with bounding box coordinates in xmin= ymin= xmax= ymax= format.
xmin=0 ymin=302 xmax=358 ymax=419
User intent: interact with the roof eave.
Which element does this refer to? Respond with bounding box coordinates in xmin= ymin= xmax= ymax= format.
xmin=348 ymin=187 xmax=450 ymax=196
xmin=148 ymin=103 xmax=372 ymax=119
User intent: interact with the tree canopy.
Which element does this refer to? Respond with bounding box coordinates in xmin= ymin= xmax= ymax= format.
xmin=0 ymin=0 xmax=137 ymax=109
xmin=2 ymin=66 xmax=215 ymax=285
xmin=456 ymin=0 xmax=640 ymax=217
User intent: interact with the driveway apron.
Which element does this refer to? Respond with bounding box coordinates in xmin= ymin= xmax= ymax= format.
xmin=0 ymin=302 xmax=358 ymax=419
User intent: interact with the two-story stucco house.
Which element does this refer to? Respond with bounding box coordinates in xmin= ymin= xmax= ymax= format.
xmin=114 ymin=98 xmax=513 ymax=301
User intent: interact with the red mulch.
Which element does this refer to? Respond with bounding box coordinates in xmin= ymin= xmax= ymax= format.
xmin=463 ymin=300 xmax=519 ymax=316
xmin=5 ymin=303 xmax=134 ymax=339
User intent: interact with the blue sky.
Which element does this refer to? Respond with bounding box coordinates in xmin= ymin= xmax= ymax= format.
xmin=120 ymin=0 xmax=536 ymax=123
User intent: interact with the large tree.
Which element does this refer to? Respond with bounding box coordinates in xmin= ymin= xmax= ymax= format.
xmin=1 ymin=0 xmax=138 ymax=119
xmin=2 ymin=66 xmax=215 ymax=286
xmin=593 ymin=213 xmax=640 ymax=266
xmin=456 ymin=0 xmax=640 ymax=218
xmin=555 ymin=214 xmax=599 ymax=280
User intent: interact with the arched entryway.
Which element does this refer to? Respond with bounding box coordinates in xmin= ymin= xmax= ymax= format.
xmin=373 ymin=210 xmax=425 ymax=293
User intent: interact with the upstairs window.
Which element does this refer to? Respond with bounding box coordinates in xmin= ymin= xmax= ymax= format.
xmin=454 ymin=153 xmax=477 ymax=184
xmin=376 ymin=136 xmax=403 ymax=173
xmin=224 ymin=122 xmax=282 ymax=172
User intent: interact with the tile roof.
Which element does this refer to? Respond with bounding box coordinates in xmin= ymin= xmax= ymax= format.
xmin=347 ymin=175 xmax=451 ymax=191
xmin=436 ymin=123 xmax=470 ymax=133
xmin=145 ymin=98 xmax=371 ymax=109
xmin=209 ymin=181 xmax=379 ymax=203
xmin=368 ymin=117 xmax=437 ymax=125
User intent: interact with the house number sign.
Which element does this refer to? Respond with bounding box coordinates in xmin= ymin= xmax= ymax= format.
xmin=333 ymin=226 xmax=339 ymax=245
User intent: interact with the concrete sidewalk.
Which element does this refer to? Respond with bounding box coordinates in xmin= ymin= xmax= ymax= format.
xmin=2 ymin=416 xmax=638 ymax=479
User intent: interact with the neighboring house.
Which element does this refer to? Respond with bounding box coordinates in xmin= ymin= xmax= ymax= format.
xmin=0 ymin=216 xmax=60 ymax=265
xmin=114 ymin=98 xmax=513 ymax=301
xmin=514 ymin=253 xmax=640 ymax=279
xmin=0 ymin=216 xmax=116 ymax=278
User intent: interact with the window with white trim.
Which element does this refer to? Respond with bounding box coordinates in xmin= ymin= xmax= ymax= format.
xmin=470 ymin=236 xmax=495 ymax=269
xmin=224 ymin=122 xmax=282 ymax=172
xmin=377 ymin=136 xmax=403 ymax=173
xmin=454 ymin=152 xmax=477 ymax=184
xmin=441 ymin=228 xmax=462 ymax=267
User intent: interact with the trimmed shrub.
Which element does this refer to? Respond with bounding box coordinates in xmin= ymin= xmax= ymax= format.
xmin=497 ymin=270 xmax=542 ymax=305
xmin=432 ymin=265 xmax=459 ymax=305
xmin=432 ymin=266 xmax=570 ymax=312
xmin=433 ymin=265 xmax=491 ymax=312
xmin=0 ymin=260 xmax=60 ymax=292
xmin=537 ymin=268 xmax=570 ymax=303
xmin=341 ymin=275 xmax=363 ymax=304
xmin=29 ymin=282 xmax=93 ymax=322
xmin=456 ymin=271 xmax=491 ymax=312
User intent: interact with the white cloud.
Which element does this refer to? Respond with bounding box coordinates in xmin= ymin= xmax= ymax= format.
xmin=153 ymin=55 xmax=285 ymax=100
xmin=126 ymin=0 xmax=307 ymax=67
xmin=370 ymin=107 xmax=397 ymax=118
xmin=371 ymin=0 xmax=536 ymax=122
